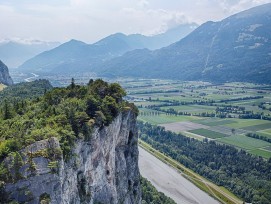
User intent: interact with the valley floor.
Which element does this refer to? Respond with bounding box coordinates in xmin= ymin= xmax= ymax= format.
xmin=139 ymin=147 xmax=219 ymax=204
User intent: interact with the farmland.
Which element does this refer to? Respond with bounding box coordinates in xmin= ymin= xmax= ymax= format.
xmin=189 ymin=128 xmax=228 ymax=139
xmin=121 ymin=79 xmax=271 ymax=159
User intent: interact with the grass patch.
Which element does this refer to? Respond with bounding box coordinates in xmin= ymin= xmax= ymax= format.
xmin=258 ymin=129 xmax=271 ymax=136
xmin=242 ymin=123 xmax=271 ymax=131
xmin=195 ymin=119 xmax=237 ymax=126
xmin=189 ymin=128 xmax=228 ymax=139
xmin=263 ymin=129 xmax=271 ymax=134
xmin=255 ymin=131 xmax=271 ymax=139
xmin=138 ymin=114 xmax=199 ymax=125
xmin=225 ymin=119 xmax=270 ymax=129
xmin=249 ymin=149 xmax=271 ymax=159
xmin=133 ymin=101 xmax=166 ymax=107
xmin=218 ymin=135 xmax=270 ymax=150
xmin=263 ymin=146 xmax=271 ymax=151
xmin=160 ymin=105 xmax=216 ymax=114
xmin=181 ymin=131 xmax=204 ymax=141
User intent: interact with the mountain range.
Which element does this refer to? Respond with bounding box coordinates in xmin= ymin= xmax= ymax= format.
xmin=96 ymin=3 xmax=271 ymax=84
xmin=18 ymin=23 xmax=198 ymax=74
xmin=0 ymin=40 xmax=60 ymax=68
xmin=17 ymin=3 xmax=271 ymax=84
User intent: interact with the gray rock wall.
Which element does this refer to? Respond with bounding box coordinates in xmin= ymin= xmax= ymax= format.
xmin=0 ymin=60 xmax=13 ymax=85
xmin=4 ymin=110 xmax=141 ymax=204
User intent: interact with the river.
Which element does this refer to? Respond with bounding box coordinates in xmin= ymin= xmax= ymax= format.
xmin=139 ymin=147 xmax=220 ymax=204
xmin=24 ymin=73 xmax=39 ymax=82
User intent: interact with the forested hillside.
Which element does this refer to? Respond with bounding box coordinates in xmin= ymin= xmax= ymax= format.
xmin=0 ymin=79 xmax=172 ymax=203
xmin=18 ymin=24 xmax=197 ymax=74
xmin=0 ymin=79 xmax=132 ymax=164
xmin=0 ymin=79 xmax=52 ymax=101
xmin=98 ymin=3 xmax=271 ymax=84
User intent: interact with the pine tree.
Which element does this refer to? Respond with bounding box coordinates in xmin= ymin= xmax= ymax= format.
xmin=3 ymin=99 xmax=12 ymax=120
xmin=71 ymin=78 xmax=75 ymax=89
xmin=13 ymin=152 xmax=23 ymax=181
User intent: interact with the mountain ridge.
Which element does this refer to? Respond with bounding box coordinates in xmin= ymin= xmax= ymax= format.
xmin=18 ymin=23 xmax=198 ymax=74
xmin=0 ymin=41 xmax=60 ymax=68
xmin=96 ymin=3 xmax=271 ymax=84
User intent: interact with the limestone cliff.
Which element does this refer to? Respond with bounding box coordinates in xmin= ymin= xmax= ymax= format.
xmin=3 ymin=110 xmax=141 ymax=204
xmin=0 ymin=60 xmax=13 ymax=85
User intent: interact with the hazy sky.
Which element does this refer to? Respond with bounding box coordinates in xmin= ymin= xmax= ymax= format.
xmin=0 ymin=0 xmax=270 ymax=43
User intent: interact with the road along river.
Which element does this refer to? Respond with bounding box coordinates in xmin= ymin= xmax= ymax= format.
xmin=139 ymin=147 xmax=220 ymax=204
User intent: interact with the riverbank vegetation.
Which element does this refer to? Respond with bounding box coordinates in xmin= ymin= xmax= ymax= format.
xmin=138 ymin=121 xmax=271 ymax=203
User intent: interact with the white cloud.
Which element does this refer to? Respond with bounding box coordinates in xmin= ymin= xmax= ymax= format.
xmin=213 ymin=0 xmax=271 ymax=14
xmin=138 ymin=0 xmax=149 ymax=8
xmin=0 ymin=0 xmax=270 ymax=43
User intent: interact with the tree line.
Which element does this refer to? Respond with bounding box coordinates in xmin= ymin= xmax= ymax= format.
xmin=138 ymin=121 xmax=271 ymax=203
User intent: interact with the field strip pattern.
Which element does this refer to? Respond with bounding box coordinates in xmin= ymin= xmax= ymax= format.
xmin=207 ymin=126 xmax=250 ymax=135
xmin=160 ymin=121 xmax=209 ymax=132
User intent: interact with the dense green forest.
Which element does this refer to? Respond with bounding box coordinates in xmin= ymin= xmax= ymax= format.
xmin=0 ymin=79 xmax=138 ymax=177
xmin=141 ymin=177 xmax=176 ymax=204
xmin=0 ymin=79 xmax=171 ymax=203
xmin=0 ymin=79 xmax=53 ymax=101
xmin=138 ymin=121 xmax=271 ymax=204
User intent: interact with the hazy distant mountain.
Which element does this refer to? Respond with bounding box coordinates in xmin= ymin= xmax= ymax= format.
xmin=18 ymin=23 xmax=198 ymax=74
xmin=0 ymin=60 xmax=13 ymax=85
xmin=0 ymin=40 xmax=60 ymax=68
xmin=98 ymin=3 xmax=271 ymax=84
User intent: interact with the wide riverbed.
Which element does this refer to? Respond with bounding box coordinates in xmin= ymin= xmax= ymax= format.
xmin=139 ymin=147 xmax=220 ymax=204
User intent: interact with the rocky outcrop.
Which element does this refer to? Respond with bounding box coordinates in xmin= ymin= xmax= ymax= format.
xmin=0 ymin=60 xmax=13 ymax=85
xmin=4 ymin=110 xmax=141 ymax=204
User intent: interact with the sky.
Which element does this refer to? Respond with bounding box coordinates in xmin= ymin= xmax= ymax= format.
xmin=0 ymin=0 xmax=271 ymax=44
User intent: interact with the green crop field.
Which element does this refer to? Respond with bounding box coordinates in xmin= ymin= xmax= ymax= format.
xmin=263 ymin=146 xmax=271 ymax=151
xmin=160 ymin=105 xmax=216 ymax=114
xmin=123 ymin=78 xmax=271 ymax=158
xmin=218 ymin=135 xmax=270 ymax=150
xmin=225 ymin=119 xmax=271 ymax=129
xmin=139 ymin=107 xmax=163 ymax=114
xmin=181 ymin=131 xmax=205 ymax=141
xmin=256 ymin=132 xmax=271 ymax=139
xmin=242 ymin=123 xmax=271 ymax=131
xmin=194 ymin=119 xmax=237 ymax=126
xmin=258 ymin=129 xmax=271 ymax=135
xmin=133 ymin=101 xmax=166 ymax=107
xmin=138 ymin=114 xmax=199 ymax=125
xmin=249 ymin=149 xmax=271 ymax=159
xmin=189 ymin=128 xmax=228 ymax=139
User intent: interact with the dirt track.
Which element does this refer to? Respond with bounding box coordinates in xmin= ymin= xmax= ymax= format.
xmin=139 ymin=147 xmax=219 ymax=204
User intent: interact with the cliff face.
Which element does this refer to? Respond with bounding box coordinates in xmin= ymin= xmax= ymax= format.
xmin=0 ymin=60 xmax=13 ymax=85
xmin=4 ymin=110 xmax=141 ymax=204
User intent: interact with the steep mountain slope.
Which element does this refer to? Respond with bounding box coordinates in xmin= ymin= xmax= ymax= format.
xmin=0 ymin=41 xmax=59 ymax=68
xmin=1 ymin=80 xmax=141 ymax=203
xmin=0 ymin=60 xmax=13 ymax=85
xmin=98 ymin=3 xmax=271 ymax=84
xmin=18 ymin=23 xmax=197 ymax=74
